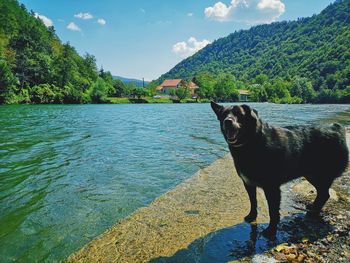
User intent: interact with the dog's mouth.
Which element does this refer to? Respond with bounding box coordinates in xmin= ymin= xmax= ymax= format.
xmin=226 ymin=130 xmax=239 ymax=144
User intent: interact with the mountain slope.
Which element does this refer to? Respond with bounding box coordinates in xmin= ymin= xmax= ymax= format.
xmin=159 ymin=0 xmax=350 ymax=92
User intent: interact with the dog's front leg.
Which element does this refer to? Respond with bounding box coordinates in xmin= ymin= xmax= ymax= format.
xmin=262 ymin=186 xmax=281 ymax=239
xmin=243 ymin=183 xmax=257 ymax=223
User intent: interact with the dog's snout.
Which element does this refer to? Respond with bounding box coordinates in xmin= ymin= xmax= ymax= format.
xmin=224 ymin=117 xmax=235 ymax=128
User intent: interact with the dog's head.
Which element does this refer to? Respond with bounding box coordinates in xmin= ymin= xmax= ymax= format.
xmin=211 ymin=101 xmax=260 ymax=147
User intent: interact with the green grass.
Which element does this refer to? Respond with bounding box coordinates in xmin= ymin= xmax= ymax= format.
xmin=106 ymin=97 xmax=209 ymax=104
xmin=144 ymin=97 xmax=173 ymax=103
xmin=106 ymin=97 xmax=131 ymax=104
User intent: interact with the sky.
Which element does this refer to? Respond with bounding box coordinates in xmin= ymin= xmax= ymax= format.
xmin=19 ymin=0 xmax=335 ymax=81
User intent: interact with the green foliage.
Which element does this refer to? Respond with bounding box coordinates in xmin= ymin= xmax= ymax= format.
xmin=0 ymin=0 xmax=109 ymax=104
xmin=290 ymin=77 xmax=316 ymax=103
xmin=175 ymin=87 xmax=189 ymax=101
xmin=89 ymin=78 xmax=109 ymax=103
xmin=30 ymin=84 xmax=56 ymax=104
xmin=249 ymin=84 xmax=268 ymax=102
xmin=193 ymin=73 xmax=215 ymax=99
xmin=159 ymin=0 xmax=350 ymax=103
xmin=0 ymin=59 xmax=18 ymax=103
xmin=99 ymin=68 xmax=114 ymax=95
xmin=112 ymin=79 xmax=127 ymax=97
xmin=146 ymin=81 xmax=158 ymax=96
xmin=131 ymin=87 xmax=150 ymax=99
xmin=213 ymin=74 xmax=239 ymax=102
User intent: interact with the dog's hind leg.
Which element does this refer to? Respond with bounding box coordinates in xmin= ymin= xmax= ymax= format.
xmin=262 ymin=186 xmax=281 ymax=239
xmin=243 ymin=183 xmax=257 ymax=223
xmin=307 ymin=179 xmax=333 ymax=216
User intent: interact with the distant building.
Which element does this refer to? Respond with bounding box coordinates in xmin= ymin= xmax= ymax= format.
xmin=156 ymin=79 xmax=198 ymax=95
xmin=238 ymin=89 xmax=250 ymax=102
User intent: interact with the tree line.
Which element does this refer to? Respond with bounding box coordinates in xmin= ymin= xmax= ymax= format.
xmin=190 ymin=72 xmax=350 ymax=103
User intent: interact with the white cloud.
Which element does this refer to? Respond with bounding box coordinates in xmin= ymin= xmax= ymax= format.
xmin=74 ymin=12 xmax=93 ymax=20
xmin=172 ymin=37 xmax=211 ymax=58
xmin=204 ymin=2 xmax=231 ymax=21
xmin=97 ymin=18 xmax=106 ymax=25
xmin=140 ymin=8 xmax=146 ymax=13
xmin=34 ymin=13 xmax=53 ymax=27
xmin=187 ymin=12 xmax=194 ymax=17
xmin=204 ymin=0 xmax=285 ymax=24
xmin=67 ymin=22 xmax=81 ymax=31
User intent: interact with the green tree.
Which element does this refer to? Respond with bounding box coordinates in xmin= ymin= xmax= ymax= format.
xmin=0 ymin=60 xmax=18 ymax=103
xmin=29 ymin=84 xmax=56 ymax=104
xmin=99 ymin=68 xmax=115 ymax=95
xmin=249 ymin=84 xmax=268 ymax=102
xmin=132 ymin=87 xmax=149 ymax=99
xmin=193 ymin=73 xmax=215 ymax=99
xmin=214 ymin=74 xmax=238 ymax=102
xmin=146 ymin=81 xmax=159 ymax=96
xmin=89 ymin=78 xmax=109 ymax=103
xmin=112 ymin=79 xmax=126 ymax=97
xmin=268 ymin=78 xmax=292 ymax=103
xmin=175 ymin=87 xmax=190 ymax=101
xmin=290 ymin=76 xmax=316 ymax=103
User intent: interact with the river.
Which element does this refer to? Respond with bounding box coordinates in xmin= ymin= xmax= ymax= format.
xmin=1 ymin=103 xmax=350 ymax=262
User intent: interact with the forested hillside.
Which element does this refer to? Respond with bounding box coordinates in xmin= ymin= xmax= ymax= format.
xmin=160 ymin=0 xmax=350 ymax=103
xmin=0 ymin=0 xmax=125 ymax=104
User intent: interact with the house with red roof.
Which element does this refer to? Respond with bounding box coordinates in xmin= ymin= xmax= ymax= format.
xmin=156 ymin=79 xmax=198 ymax=95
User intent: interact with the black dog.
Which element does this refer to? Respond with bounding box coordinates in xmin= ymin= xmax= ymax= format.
xmin=211 ymin=102 xmax=349 ymax=238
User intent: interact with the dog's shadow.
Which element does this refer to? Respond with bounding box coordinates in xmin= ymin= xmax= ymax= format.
xmin=150 ymin=213 xmax=333 ymax=263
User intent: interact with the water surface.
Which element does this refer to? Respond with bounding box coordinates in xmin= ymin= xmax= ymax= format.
xmin=0 ymin=103 xmax=349 ymax=262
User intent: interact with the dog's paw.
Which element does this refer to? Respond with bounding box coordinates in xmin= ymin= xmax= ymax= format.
xmin=305 ymin=203 xmax=314 ymax=211
xmin=306 ymin=209 xmax=321 ymax=219
xmin=261 ymin=227 xmax=277 ymax=240
xmin=244 ymin=212 xmax=257 ymax=223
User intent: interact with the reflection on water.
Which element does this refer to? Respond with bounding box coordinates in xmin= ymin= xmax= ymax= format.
xmin=151 ymin=214 xmax=333 ymax=263
xmin=0 ymin=103 xmax=349 ymax=262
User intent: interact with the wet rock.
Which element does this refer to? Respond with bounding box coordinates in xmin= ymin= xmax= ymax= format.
xmin=252 ymin=254 xmax=277 ymax=263
xmin=292 ymin=181 xmax=338 ymax=201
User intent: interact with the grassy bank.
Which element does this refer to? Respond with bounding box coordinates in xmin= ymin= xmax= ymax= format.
xmin=106 ymin=97 xmax=210 ymax=104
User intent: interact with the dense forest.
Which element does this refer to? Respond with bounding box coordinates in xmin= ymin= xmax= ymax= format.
xmin=0 ymin=0 xmax=151 ymax=104
xmin=160 ymin=0 xmax=350 ymax=103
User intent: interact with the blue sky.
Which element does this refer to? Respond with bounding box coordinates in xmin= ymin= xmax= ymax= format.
xmin=20 ymin=0 xmax=335 ymax=81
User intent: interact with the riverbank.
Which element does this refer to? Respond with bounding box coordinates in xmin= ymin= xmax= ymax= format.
xmin=67 ymin=131 xmax=350 ymax=263
xmin=106 ymin=97 xmax=208 ymax=104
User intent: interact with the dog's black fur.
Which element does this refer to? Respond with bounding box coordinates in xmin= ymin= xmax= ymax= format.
xmin=211 ymin=102 xmax=349 ymax=239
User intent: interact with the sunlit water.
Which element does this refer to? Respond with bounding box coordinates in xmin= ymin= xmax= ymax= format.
xmin=0 ymin=103 xmax=349 ymax=262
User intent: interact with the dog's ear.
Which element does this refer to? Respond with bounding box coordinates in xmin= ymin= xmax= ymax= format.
xmin=241 ymin=104 xmax=258 ymax=120
xmin=211 ymin=101 xmax=223 ymax=118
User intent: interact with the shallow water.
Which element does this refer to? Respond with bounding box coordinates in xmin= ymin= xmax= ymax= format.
xmin=0 ymin=103 xmax=350 ymax=262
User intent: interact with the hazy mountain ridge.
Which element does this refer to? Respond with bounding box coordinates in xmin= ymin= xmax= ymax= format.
xmin=113 ymin=76 xmax=150 ymax=87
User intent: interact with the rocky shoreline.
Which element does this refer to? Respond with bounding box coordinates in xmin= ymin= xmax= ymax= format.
xmin=252 ymin=165 xmax=350 ymax=263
